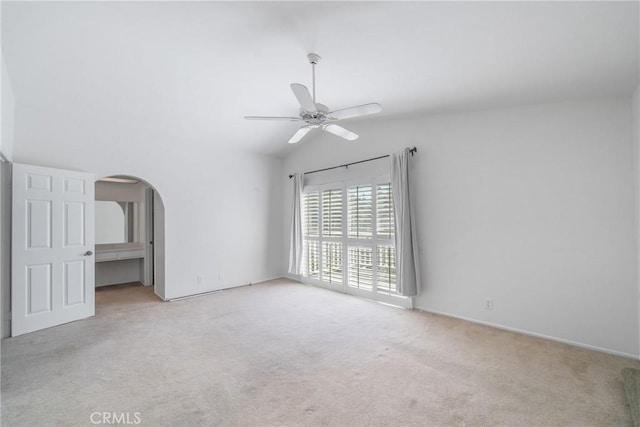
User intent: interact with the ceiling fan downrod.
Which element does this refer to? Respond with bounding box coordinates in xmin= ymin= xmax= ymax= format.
xmin=307 ymin=53 xmax=321 ymax=104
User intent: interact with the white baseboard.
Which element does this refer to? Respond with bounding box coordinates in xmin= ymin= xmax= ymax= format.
xmin=251 ymin=276 xmax=287 ymax=285
xmin=165 ymin=276 xmax=284 ymax=302
xmin=415 ymin=305 xmax=638 ymax=360
xmin=168 ymin=289 xmax=224 ymax=302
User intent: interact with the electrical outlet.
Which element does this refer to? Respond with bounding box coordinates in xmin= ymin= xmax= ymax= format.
xmin=197 ymin=275 xmax=203 ymax=285
xmin=484 ymin=297 xmax=494 ymax=310
xmin=218 ymin=273 xmax=222 ymax=281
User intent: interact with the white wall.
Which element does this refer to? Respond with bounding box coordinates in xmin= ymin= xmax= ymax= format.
xmin=283 ymin=97 xmax=638 ymax=357
xmin=95 ymin=180 xmax=147 ymax=202
xmin=1 ymin=54 xmax=15 ymax=160
xmin=12 ymin=102 xmax=283 ymax=300
xmin=0 ymin=53 xmax=15 ymax=338
xmin=95 ymin=180 xmax=147 ymax=244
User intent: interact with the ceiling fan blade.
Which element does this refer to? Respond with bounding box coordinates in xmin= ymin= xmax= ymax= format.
xmin=288 ymin=126 xmax=313 ymax=144
xmin=322 ymin=124 xmax=359 ymax=141
xmin=290 ymin=83 xmax=317 ymax=113
xmin=244 ymin=116 xmax=301 ymax=121
xmin=328 ymin=103 xmax=382 ymax=120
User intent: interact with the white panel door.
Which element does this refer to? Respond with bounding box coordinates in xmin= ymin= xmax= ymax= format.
xmin=12 ymin=163 xmax=95 ymax=336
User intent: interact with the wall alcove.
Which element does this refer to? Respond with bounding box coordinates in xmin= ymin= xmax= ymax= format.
xmin=95 ymin=175 xmax=166 ymax=300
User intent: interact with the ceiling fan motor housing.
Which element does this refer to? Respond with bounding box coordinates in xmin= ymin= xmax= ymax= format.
xmin=307 ymin=53 xmax=321 ymax=64
xmin=300 ymin=103 xmax=332 ymax=125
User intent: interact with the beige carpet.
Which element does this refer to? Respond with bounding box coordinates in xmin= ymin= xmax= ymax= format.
xmin=1 ymin=278 xmax=638 ymax=426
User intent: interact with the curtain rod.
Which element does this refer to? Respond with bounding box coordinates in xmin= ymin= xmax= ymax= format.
xmin=288 ymin=147 xmax=417 ymax=179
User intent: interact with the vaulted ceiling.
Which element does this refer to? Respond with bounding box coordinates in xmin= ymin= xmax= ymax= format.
xmin=3 ymin=1 xmax=638 ymax=157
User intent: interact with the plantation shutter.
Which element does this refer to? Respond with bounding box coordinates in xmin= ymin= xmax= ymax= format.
xmin=322 ymin=189 xmax=343 ymax=237
xmin=347 ymin=185 xmax=373 ymax=239
xmin=322 ymin=242 xmax=343 ymax=284
xmin=376 ymin=183 xmax=394 ymax=238
xmin=376 ymin=245 xmax=396 ymax=293
xmin=303 ymin=241 xmax=320 ymax=279
xmin=303 ymin=191 xmax=319 ymax=237
xmin=301 ymin=179 xmax=401 ymax=303
xmin=348 ymin=247 xmax=373 ymax=290
xmin=302 ymin=192 xmax=320 ymax=279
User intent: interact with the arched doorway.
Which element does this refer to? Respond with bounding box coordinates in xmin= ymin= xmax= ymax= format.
xmin=94 ymin=175 xmax=166 ymax=301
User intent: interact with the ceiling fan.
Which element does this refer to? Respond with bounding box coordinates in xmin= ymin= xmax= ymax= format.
xmin=244 ymin=53 xmax=382 ymax=144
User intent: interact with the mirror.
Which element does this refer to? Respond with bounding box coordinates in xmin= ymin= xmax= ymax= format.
xmin=95 ymin=201 xmax=136 ymax=244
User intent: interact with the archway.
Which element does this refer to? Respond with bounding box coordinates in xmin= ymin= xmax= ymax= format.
xmin=94 ymin=175 xmax=166 ymax=301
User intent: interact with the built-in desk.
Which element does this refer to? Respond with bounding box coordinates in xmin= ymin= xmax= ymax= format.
xmin=95 ymin=243 xmax=145 ymax=263
xmin=95 ymin=243 xmax=146 ymax=287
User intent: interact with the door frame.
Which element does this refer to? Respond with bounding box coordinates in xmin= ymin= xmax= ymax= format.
xmin=144 ymin=187 xmax=154 ymax=287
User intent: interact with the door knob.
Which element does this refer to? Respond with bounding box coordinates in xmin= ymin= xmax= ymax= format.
xmin=84 ymin=250 xmax=93 ymax=256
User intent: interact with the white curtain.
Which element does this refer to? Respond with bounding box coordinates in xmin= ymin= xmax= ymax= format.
xmin=390 ymin=148 xmax=420 ymax=296
xmin=288 ymin=173 xmax=304 ymax=275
